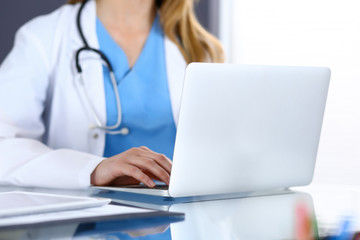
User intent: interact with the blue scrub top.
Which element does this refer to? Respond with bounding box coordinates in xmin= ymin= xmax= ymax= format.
xmin=96 ymin=15 xmax=177 ymax=159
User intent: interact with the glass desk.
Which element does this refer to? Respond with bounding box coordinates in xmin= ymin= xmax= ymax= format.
xmin=0 ymin=184 xmax=359 ymax=240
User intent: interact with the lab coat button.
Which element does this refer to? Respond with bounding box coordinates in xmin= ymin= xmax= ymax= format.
xmin=121 ymin=127 xmax=130 ymax=135
xmin=93 ymin=133 xmax=99 ymax=139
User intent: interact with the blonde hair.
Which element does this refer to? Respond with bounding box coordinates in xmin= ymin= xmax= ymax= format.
xmin=67 ymin=0 xmax=224 ymax=63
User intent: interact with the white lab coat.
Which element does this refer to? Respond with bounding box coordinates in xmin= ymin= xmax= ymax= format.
xmin=0 ymin=0 xmax=186 ymax=189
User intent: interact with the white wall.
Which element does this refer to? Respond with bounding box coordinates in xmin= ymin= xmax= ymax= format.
xmin=221 ymin=0 xmax=360 ymax=185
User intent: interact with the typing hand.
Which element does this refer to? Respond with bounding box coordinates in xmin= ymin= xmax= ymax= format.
xmin=90 ymin=146 xmax=172 ymax=188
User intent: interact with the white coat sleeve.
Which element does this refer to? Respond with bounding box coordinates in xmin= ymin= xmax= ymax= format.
xmin=0 ymin=23 xmax=103 ymax=189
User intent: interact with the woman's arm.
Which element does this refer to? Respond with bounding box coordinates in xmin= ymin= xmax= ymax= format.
xmin=0 ymin=20 xmax=104 ymax=189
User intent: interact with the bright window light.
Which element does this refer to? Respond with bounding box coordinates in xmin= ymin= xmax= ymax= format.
xmin=221 ymin=0 xmax=360 ymax=185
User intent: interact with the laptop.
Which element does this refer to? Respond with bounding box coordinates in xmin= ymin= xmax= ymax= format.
xmin=95 ymin=63 xmax=330 ymax=198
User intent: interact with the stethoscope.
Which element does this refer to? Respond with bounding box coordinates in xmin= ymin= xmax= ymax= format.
xmin=75 ymin=0 xmax=129 ymax=135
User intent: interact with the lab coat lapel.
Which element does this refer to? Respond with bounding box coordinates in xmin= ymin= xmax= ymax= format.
xmin=66 ymin=0 xmax=106 ymax=156
xmin=72 ymin=0 xmax=107 ymax=127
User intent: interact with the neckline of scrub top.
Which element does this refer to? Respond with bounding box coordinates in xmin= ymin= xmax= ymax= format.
xmin=95 ymin=15 xmax=159 ymax=81
xmin=96 ymin=14 xmax=177 ymax=159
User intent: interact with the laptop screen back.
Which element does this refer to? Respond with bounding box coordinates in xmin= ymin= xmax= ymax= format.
xmin=169 ymin=63 xmax=330 ymax=197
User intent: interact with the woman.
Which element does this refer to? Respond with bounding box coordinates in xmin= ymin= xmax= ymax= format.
xmin=0 ymin=0 xmax=224 ymax=189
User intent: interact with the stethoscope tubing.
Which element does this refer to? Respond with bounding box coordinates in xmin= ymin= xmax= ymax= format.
xmin=75 ymin=0 xmax=127 ymax=135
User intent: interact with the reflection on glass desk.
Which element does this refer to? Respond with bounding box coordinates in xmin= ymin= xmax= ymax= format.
xmin=169 ymin=192 xmax=315 ymax=240
xmin=1 ymin=184 xmax=360 ymax=239
xmin=0 ymin=217 xmax=177 ymax=240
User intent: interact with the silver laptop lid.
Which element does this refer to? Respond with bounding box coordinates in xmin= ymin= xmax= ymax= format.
xmin=169 ymin=63 xmax=330 ymax=197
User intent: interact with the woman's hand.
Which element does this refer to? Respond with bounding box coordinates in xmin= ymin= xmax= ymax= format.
xmin=90 ymin=146 xmax=172 ymax=188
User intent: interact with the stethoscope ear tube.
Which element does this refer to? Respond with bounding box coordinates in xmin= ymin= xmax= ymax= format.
xmin=77 ymin=0 xmax=90 ymax=48
xmin=76 ymin=0 xmax=113 ymax=73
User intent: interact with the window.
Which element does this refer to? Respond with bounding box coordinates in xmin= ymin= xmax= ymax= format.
xmin=220 ymin=0 xmax=360 ymax=184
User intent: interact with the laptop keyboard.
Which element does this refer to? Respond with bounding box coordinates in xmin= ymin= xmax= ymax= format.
xmin=122 ymin=185 xmax=169 ymax=190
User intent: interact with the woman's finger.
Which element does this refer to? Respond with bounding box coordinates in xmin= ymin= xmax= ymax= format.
xmin=120 ymin=164 xmax=156 ymax=188
xmin=130 ymin=157 xmax=170 ymax=185
xmin=138 ymin=147 xmax=172 ymax=174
